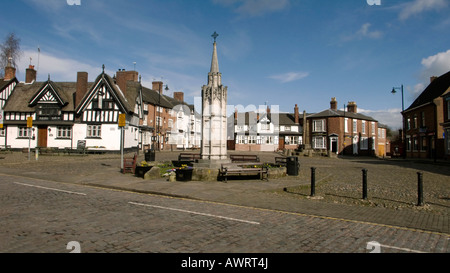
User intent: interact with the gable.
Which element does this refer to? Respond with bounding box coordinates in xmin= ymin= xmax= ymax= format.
xmin=0 ymin=79 xmax=17 ymax=110
xmin=76 ymin=74 xmax=128 ymax=115
xmin=29 ymin=82 xmax=66 ymax=106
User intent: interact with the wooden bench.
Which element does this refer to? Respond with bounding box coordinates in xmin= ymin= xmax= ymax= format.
xmin=122 ymin=154 xmax=137 ymax=174
xmin=178 ymin=153 xmax=201 ymax=161
xmin=229 ymin=154 xmax=260 ymax=163
xmin=275 ymin=157 xmax=287 ymax=166
xmin=219 ymin=163 xmax=268 ymax=182
xmin=0 ymin=145 xmax=12 ymax=154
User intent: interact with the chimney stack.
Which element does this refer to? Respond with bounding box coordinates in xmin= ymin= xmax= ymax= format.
xmin=152 ymin=81 xmax=163 ymax=94
xmin=76 ymin=72 xmax=88 ymax=107
xmin=173 ymin=92 xmax=184 ymax=102
xmin=330 ymin=97 xmax=337 ymax=110
xmin=294 ymin=104 xmax=299 ymax=124
xmin=4 ymin=57 xmax=16 ymax=81
xmin=347 ymin=101 xmax=357 ymax=113
xmin=430 ymin=76 xmax=438 ymax=83
xmin=25 ymin=65 xmax=37 ymax=83
xmin=116 ymin=69 xmax=139 ymax=96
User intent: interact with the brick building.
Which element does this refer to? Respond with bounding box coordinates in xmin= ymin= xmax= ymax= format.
xmin=307 ymin=98 xmax=384 ymax=156
xmin=141 ymin=82 xmax=200 ymax=151
xmin=0 ymin=60 xmax=200 ymax=152
xmin=442 ymin=92 xmax=450 ymax=159
xmin=402 ymin=71 xmax=450 ymax=159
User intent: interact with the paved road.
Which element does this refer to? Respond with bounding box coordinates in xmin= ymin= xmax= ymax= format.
xmin=1 ymin=173 xmax=448 ymax=254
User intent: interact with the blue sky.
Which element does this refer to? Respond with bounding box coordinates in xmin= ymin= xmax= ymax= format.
xmin=2 ymin=0 xmax=450 ymax=129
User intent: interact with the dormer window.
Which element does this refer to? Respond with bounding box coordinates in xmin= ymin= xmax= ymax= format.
xmin=37 ymin=104 xmax=61 ymax=121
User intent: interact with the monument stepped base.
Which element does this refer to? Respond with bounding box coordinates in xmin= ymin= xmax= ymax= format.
xmin=191 ymin=159 xmax=230 ymax=181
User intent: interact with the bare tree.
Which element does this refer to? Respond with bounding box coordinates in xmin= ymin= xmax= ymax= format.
xmin=0 ymin=32 xmax=22 ymax=77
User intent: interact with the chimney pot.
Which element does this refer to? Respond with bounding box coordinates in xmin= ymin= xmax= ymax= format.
xmin=4 ymin=61 xmax=16 ymax=81
xmin=26 ymin=66 xmax=37 ymax=83
xmin=347 ymin=101 xmax=357 ymax=113
xmin=330 ymin=97 xmax=337 ymax=110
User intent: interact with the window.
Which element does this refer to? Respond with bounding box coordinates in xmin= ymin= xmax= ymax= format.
xmin=91 ymin=100 xmax=100 ymax=109
xmin=353 ymin=120 xmax=357 ymax=133
xmin=413 ymin=137 xmax=418 ymax=151
xmin=406 ymin=137 xmax=411 ymax=151
xmin=344 ymin=118 xmax=348 ymax=133
xmin=249 ymin=135 xmax=256 ymax=144
xmin=235 ymin=135 xmax=243 ymax=144
xmin=156 ymin=116 xmax=162 ymax=127
xmin=413 ymin=115 xmax=418 ymax=129
xmin=313 ymin=136 xmax=326 ymax=149
xmin=57 ymin=126 xmax=72 ymax=139
xmin=371 ymin=122 xmax=375 ymax=135
xmin=362 ymin=121 xmax=366 ymax=134
xmin=407 ymin=118 xmax=411 ymax=130
xmin=261 ymin=123 xmax=270 ymax=131
xmin=0 ymin=128 xmax=5 ymax=137
xmin=287 ymin=136 xmax=299 ymax=145
xmin=447 ymin=101 xmax=450 ymax=120
xmin=313 ymin=120 xmax=325 ymax=132
xmin=284 ymin=126 xmax=291 ymax=131
xmin=37 ymin=105 xmax=61 ymax=120
xmin=421 ymin=136 xmax=427 ymax=151
xmin=18 ymin=127 xmax=30 ymax=138
xmin=265 ymin=136 xmax=273 ymax=144
xmin=447 ymin=129 xmax=450 ymax=154
xmin=102 ymin=101 xmax=115 ymax=110
xmin=360 ymin=137 xmax=368 ymax=150
xmin=421 ymin=112 xmax=425 ymax=127
xmin=87 ymin=125 xmax=101 ymax=138
xmin=168 ymin=119 xmax=173 ymax=128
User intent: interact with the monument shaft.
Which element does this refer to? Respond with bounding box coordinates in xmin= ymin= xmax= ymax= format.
xmin=201 ymin=40 xmax=228 ymax=160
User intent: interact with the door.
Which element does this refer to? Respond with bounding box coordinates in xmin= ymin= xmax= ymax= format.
xmin=330 ymin=137 xmax=338 ymax=154
xmin=353 ymin=136 xmax=359 ymax=155
xmin=38 ymin=126 xmax=48 ymax=148
xmin=279 ymin=137 xmax=285 ymax=150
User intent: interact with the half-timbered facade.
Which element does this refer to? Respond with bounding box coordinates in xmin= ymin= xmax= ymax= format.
xmin=230 ymin=105 xmax=304 ymax=152
xmin=1 ymin=65 xmax=143 ymax=152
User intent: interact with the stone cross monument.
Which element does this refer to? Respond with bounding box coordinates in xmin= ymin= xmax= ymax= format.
xmin=200 ymin=32 xmax=228 ymax=161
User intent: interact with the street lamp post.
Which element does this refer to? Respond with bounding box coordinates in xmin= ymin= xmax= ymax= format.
xmin=156 ymin=84 xmax=169 ymax=151
xmin=391 ymin=85 xmax=406 ymax=159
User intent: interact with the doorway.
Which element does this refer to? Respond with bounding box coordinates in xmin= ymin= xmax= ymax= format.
xmin=38 ymin=126 xmax=48 ymax=148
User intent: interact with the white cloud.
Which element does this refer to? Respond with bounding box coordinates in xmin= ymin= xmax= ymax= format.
xmin=399 ymin=0 xmax=448 ymax=20
xmin=357 ymin=23 xmax=383 ymax=39
xmin=357 ymin=108 xmax=403 ymax=129
xmin=17 ymin=49 xmax=103 ymax=82
xmin=212 ymin=0 xmax=290 ymax=16
xmin=342 ymin=23 xmax=383 ymax=42
xmin=420 ymin=49 xmax=450 ymax=77
xmin=269 ymin=71 xmax=309 ymax=83
xmin=407 ymin=49 xmax=450 ymax=100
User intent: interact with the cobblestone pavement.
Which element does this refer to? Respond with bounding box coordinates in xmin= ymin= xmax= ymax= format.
xmin=0 ymin=150 xmax=448 ymax=237
xmin=0 ymin=174 xmax=448 ymax=254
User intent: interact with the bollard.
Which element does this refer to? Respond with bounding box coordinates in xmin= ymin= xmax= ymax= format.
xmin=417 ymin=172 xmax=424 ymax=206
xmin=311 ymin=167 xmax=316 ymax=197
xmin=362 ymin=169 xmax=368 ymax=200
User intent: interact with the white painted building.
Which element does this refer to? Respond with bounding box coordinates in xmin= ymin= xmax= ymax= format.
xmin=1 ymin=65 xmax=143 ymax=152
